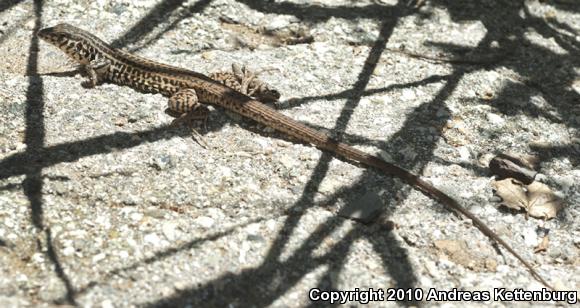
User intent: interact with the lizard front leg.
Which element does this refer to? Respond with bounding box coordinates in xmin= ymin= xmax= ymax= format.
xmin=82 ymin=58 xmax=110 ymax=88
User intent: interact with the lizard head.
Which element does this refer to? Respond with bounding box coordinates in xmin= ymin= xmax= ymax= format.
xmin=37 ymin=23 xmax=106 ymax=64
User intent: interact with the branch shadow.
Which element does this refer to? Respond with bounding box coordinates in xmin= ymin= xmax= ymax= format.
xmin=0 ymin=0 xmax=24 ymax=13
xmin=21 ymin=0 xmax=77 ymax=305
xmin=145 ymin=7 xmax=427 ymax=306
xmin=235 ymin=0 xmax=403 ymax=22
xmin=281 ymin=74 xmax=451 ymax=111
xmin=0 ymin=125 xmax=191 ymax=181
xmin=432 ymin=0 xmax=580 ymax=137
xmin=8 ymin=0 xmax=576 ymax=306
xmin=110 ymin=0 xmax=213 ymax=51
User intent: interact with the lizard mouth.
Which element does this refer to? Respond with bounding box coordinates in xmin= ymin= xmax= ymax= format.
xmin=37 ymin=26 xmax=64 ymax=44
xmin=36 ymin=27 xmax=55 ymax=42
xmin=36 ymin=27 xmax=50 ymax=37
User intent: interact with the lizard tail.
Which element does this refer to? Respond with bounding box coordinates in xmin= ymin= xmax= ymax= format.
xmin=331 ymin=142 xmax=555 ymax=290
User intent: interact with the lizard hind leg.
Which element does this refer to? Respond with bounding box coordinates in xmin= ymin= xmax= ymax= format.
xmin=231 ymin=64 xmax=257 ymax=96
xmin=167 ymin=88 xmax=211 ymax=148
xmin=166 ymin=88 xmax=210 ymax=129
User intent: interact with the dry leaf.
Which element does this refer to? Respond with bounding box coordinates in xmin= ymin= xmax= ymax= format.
xmin=527 ymin=182 xmax=564 ymax=219
xmin=491 ymin=179 xmax=528 ymax=211
xmin=492 ymin=179 xmax=564 ymax=219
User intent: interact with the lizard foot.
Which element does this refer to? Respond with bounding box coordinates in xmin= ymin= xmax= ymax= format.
xmin=166 ymin=108 xmax=210 ymax=148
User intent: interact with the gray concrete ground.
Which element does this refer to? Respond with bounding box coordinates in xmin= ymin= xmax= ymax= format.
xmin=0 ymin=0 xmax=579 ymax=307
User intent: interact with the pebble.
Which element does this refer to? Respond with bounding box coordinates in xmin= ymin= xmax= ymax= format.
xmin=523 ymin=228 xmax=539 ymax=247
xmin=129 ymin=212 xmax=143 ymax=222
xmin=162 ymin=222 xmax=179 ymax=241
xmin=98 ymin=298 xmax=114 ymax=308
xmin=118 ymin=251 xmax=129 ymax=259
xmin=486 ymin=113 xmax=505 ymax=125
xmin=144 ymin=233 xmax=163 ymax=246
xmin=151 ymin=155 xmax=173 ymax=170
xmin=122 ymin=194 xmax=141 ymax=206
xmin=62 ymin=246 xmax=75 ymax=257
xmin=338 ymin=190 xmax=383 ymax=224
xmin=265 ymin=18 xmax=291 ymax=31
xmin=456 ymin=146 xmax=471 ymax=161
xmin=194 ymin=216 xmax=215 ymax=229
xmin=92 ymin=253 xmax=106 ymax=263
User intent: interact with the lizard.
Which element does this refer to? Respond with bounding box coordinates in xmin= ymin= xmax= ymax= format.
xmin=37 ymin=23 xmax=553 ymax=289
xmin=166 ymin=63 xmax=281 ymax=126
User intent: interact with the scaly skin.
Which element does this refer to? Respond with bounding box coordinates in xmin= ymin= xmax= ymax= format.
xmin=37 ymin=23 xmax=553 ymax=289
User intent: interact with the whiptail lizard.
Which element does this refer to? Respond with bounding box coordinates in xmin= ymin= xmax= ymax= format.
xmin=37 ymin=23 xmax=553 ymax=289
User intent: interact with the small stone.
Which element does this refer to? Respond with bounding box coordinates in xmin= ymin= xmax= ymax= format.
xmin=194 ymin=216 xmax=214 ymax=229
xmin=25 ymin=19 xmax=35 ymax=30
xmin=174 ymin=281 xmax=188 ymax=291
xmin=15 ymin=143 xmax=27 ymax=151
xmin=162 ymin=222 xmax=179 ymax=241
xmin=201 ymin=51 xmax=214 ymax=60
xmin=101 ymin=299 xmax=114 ymax=308
xmin=486 ymin=113 xmax=505 ymax=125
xmin=62 ymin=246 xmax=75 ymax=257
xmin=265 ymin=18 xmax=290 ymax=31
xmin=253 ymin=138 xmax=270 ymax=150
xmin=114 ymin=117 xmax=127 ymax=126
xmin=92 ymin=253 xmax=106 ymax=263
xmin=53 ymin=182 xmax=68 ymax=195
xmin=338 ymin=190 xmax=383 ymax=224
xmin=129 ymin=212 xmax=143 ymax=222
xmin=485 ymin=258 xmax=498 ymax=271
xmin=151 ymin=155 xmax=172 ymax=170
xmin=378 ymin=151 xmax=393 ymax=163
xmin=122 ymin=194 xmax=141 ymax=206
xmin=145 ymin=208 xmax=166 ymax=219
xmin=247 ymin=234 xmax=265 ymax=242
xmin=555 ymin=175 xmax=575 ymax=191
xmin=144 ymin=233 xmax=162 ymax=246
xmin=457 ymin=146 xmax=471 ymax=162
xmin=572 ymin=78 xmax=580 ymax=95
xmin=15 ymin=273 xmax=27 ymax=283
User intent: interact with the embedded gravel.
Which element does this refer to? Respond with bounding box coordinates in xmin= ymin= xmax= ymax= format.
xmin=0 ymin=0 xmax=579 ymax=307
